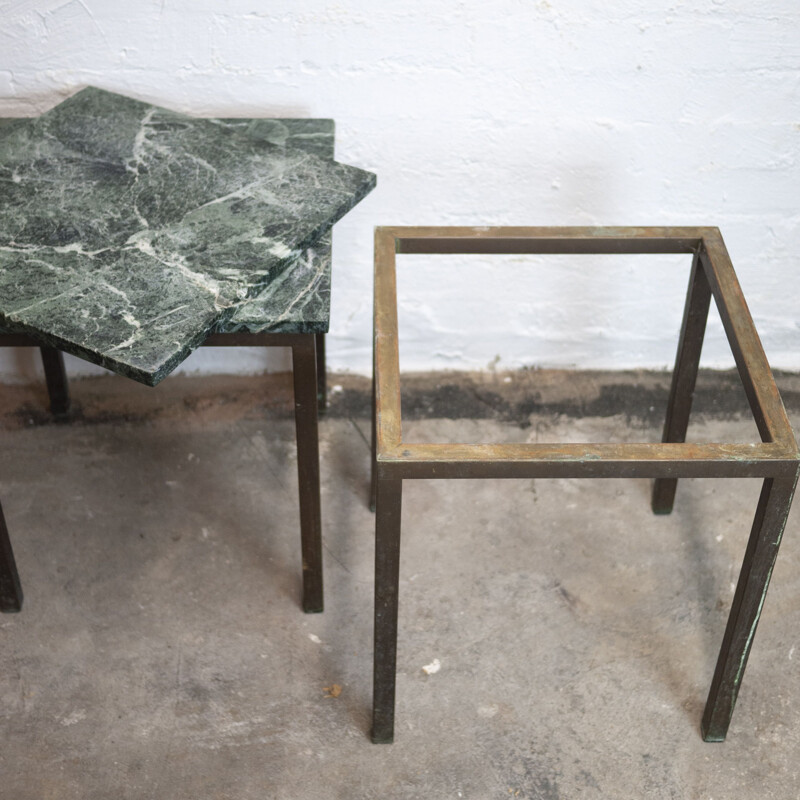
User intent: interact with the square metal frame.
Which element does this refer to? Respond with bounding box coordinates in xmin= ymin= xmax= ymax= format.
xmin=370 ymin=225 xmax=799 ymax=743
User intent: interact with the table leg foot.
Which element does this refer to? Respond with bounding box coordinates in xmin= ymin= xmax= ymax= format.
xmin=701 ymin=474 xmax=798 ymax=741
xmin=652 ymin=478 xmax=678 ymax=516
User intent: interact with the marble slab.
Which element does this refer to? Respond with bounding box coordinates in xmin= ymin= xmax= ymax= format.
xmin=219 ymin=232 xmax=331 ymax=335
xmin=0 ymin=88 xmax=374 ymax=384
xmin=215 ymin=119 xmax=333 ymax=336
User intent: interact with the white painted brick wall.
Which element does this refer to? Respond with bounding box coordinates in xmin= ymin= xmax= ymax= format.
xmin=1 ymin=0 xmax=798 ymax=382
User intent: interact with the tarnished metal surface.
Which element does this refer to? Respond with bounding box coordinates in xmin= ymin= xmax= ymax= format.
xmin=371 ymin=226 xmax=800 ymax=744
xmin=702 ymin=474 xmax=798 ymax=741
xmin=40 ymin=346 xmax=71 ymax=418
xmin=700 ymin=231 xmax=794 ymax=446
xmin=291 ymin=335 xmax=324 ymax=613
xmin=376 ymin=441 xmax=798 ymax=479
xmin=652 ymin=252 xmax=711 ymax=513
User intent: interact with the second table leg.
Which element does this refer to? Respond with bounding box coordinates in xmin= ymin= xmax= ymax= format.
xmin=372 ymin=474 xmax=403 ymax=743
xmin=292 ymin=336 xmax=324 ymax=613
xmin=0 ymin=499 xmax=23 ymax=612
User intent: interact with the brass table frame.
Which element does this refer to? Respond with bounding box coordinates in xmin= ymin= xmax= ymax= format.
xmin=0 ymin=331 xmax=325 ymax=615
xmin=370 ymin=226 xmax=799 ymax=743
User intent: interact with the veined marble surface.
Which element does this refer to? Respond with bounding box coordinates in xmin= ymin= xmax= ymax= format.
xmin=0 ymin=88 xmax=374 ymax=384
xmin=216 ymin=118 xmax=333 ymax=336
xmin=220 ymin=232 xmax=331 ymax=335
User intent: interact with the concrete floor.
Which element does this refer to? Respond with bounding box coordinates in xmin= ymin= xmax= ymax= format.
xmin=1 ymin=371 xmax=799 ymax=799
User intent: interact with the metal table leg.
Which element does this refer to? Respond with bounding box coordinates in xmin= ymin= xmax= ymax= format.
xmin=0 ymin=499 xmax=22 ymax=612
xmin=702 ymin=473 xmax=799 ymax=741
xmin=315 ymin=332 xmax=327 ymax=415
xmin=652 ymin=252 xmax=712 ymax=514
xmin=40 ymin=346 xmax=71 ymax=418
xmin=372 ymin=473 xmax=403 ymax=743
xmin=292 ymin=335 xmax=324 ymax=613
xmin=369 ymin=372 xmax=378 ymax=512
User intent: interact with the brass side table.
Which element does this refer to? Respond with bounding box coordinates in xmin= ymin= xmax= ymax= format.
xmin=369 ymin=226 xmax=799 ymax=743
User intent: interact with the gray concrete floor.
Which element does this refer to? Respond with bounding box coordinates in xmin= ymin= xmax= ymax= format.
xmin=1 ymin=371 xmax=799 ymax=799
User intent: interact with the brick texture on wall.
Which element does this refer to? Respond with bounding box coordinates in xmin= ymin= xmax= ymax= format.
xmin=1 ymin=0 xmax=798 ymax=381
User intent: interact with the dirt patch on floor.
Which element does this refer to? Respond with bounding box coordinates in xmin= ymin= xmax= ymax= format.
xmin=1 ymin=368 xmax=799 ymax=431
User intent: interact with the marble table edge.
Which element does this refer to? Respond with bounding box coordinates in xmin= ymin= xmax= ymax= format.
xmin=0 ymin=94 xmax=373 ymax=385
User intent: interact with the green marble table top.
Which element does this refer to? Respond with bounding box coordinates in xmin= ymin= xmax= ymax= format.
xmin=0 ymin=88 xmax=375 ymax=384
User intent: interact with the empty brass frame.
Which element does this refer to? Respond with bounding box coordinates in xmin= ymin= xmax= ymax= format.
xmin=370 ymin=226 xmax=799 ymax=744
